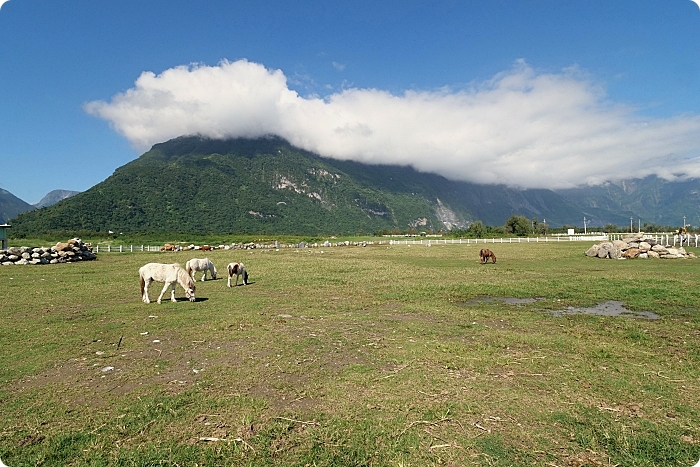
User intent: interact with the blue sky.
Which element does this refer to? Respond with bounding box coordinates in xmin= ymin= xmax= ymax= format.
xmin=1 ymin=1 xmax=699 ymax=203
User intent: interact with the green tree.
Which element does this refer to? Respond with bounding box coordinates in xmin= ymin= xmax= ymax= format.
xmin=504 ymin=215 xmax=531 ymax=237
xmin=469 ymin=220 xmax=485 ymax=238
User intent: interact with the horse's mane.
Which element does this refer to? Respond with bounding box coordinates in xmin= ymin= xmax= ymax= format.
xmin=177 ymin=266 xmax=196 ymax=290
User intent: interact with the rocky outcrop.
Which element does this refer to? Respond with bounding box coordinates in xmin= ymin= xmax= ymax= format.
xmin=0 ymin=238 xmax=96 ymax=265
xmin=585 ymin=233 xmax=695 ymax=259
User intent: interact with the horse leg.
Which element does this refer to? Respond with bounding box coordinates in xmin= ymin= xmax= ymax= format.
xmin=201 ymin=271 xmax=206 ymax=282
xmin=156 ymin=281 xmax=172 ymax=304
xmin=170 ymin=282 xmax=177 ymax=302
xmin=143 ymin=279 xmax=151 ymax=304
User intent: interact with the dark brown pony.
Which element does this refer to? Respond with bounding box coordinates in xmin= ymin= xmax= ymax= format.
xmin=479 ymin=249 xmax=496 ymax=264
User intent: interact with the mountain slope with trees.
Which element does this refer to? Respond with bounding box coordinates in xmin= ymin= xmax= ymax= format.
xmin=8 ymin=136 xmax=666 ymax=235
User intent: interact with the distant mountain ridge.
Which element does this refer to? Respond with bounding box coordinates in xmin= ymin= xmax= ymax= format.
xmin=554 ymin=177 xmax=700 ymax=228
xmin=33 ymin=189 xmax=80 ymax=208
xmin=6 ymin=136 xmax=699 ymax=234
xmin=0 ymin=189 xmax=33 ymax=224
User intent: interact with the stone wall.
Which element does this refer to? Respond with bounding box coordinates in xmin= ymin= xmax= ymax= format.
xmin=585 ymin=233 xmax=695 ymax=259
xmin=0 ymin=238 xmax=96 ymax=265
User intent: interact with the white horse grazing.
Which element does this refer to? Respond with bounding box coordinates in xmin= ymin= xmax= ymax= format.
xmin=139 ymin=263 xmax=196 ymax=304
xmin=185 ymin=258 xmax=217 ymax=281
xmin=227 ymin=262 xmax=249 ymax=287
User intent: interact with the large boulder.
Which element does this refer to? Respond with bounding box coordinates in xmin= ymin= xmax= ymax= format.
xmin=596 ymin=242 xmax=613 ymax=258
xmin=586 ymin=233 xmax=694 ymax=260
xmin=585 ymin=244 xmax=600 ymax=257
xmin=54 ymin=242 xmax=72 ymax=252
xmin=623 ymin=248 xmax=641 ymax=259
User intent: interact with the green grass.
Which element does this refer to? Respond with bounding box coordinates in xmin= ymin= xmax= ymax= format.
xmin=1 ymin=242 xmax=699 ymax=466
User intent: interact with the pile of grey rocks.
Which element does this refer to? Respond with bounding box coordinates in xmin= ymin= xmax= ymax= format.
xmin=0 ymin=238 xmax=96 ymax=265
xmin=585 ymin=233 xmax=695 ymax=259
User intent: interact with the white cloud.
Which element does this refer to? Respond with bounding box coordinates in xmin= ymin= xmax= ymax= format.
xmin=85 ymin=58 xmax=700 ymax=189
xmin=332 ymin=61 xmax=345 ymax=71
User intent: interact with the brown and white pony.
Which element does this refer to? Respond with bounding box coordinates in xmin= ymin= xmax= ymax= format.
xmin=139 ymin=263 xmax=196 ymax=304
xmin=227 ymin=262 xmax=249 ymax=287
xmin=479 ymin=249 xmax=497 ymax=264
xmin=186 ymin=258 xmax=217 ymax=281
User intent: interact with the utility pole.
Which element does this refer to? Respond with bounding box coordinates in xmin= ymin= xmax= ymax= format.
xmin=630 ymin=217 xmax=633 ymax=233
xmin=583 ymin=217 xmax=587 ymax=234
xmin=683 ymin=216 xmax=686 ymax=229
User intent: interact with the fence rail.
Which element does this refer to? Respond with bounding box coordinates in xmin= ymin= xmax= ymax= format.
xmin=91 ymin=233 xmax=699 ymax=253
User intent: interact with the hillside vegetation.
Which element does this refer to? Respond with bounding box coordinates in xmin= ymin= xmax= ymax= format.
xmin=10 ymin=137 xmax=443 ymax=235
xmin=10 ymin=136 xmax=625 ymax=236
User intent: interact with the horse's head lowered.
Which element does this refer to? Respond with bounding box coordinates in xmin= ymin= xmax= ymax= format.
xmin=179 ymin=271 xmax=197 ymax=301
xmin=185 ymin=283 xmax=196 ymax=302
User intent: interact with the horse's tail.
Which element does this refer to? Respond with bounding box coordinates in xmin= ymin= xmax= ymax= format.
xmin=185 ymin=260 xmax=192 ymax=276
xmin=140 ymin=274 xmax=145 ymax=297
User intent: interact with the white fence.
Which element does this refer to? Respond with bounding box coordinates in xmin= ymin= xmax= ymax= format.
xmin=388 ymin=235 xmax=608 ymax=245
xmin=608 ymin=233 xmax=699 ymax=247
xmin=94 ymin=245 xmax=163 ymax=253
xmin=91 ymin=233 xmax=700 ymax=253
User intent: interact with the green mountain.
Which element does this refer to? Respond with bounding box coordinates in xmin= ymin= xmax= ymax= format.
xmin=8 ymin=136 xmax=635 ymax=235
xmin=0 ymin=188 xmax=34 ymax=224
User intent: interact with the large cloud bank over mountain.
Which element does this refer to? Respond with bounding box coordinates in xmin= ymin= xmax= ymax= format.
xmin=85 ymin=59 xmax=700 ymax=189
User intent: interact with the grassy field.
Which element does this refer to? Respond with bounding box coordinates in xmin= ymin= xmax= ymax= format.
xmin=1 ymin=241 xmax=699 ymax=466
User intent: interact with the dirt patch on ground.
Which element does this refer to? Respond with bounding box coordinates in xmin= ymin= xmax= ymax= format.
xmin=9 ymin=320 xmax=371 ymax=413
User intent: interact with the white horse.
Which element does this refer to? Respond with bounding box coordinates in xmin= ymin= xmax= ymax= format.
xmin=227 ymin=262 xmax=249 ymax=287
xmin=185 ymin=258 xmax=217 ymax=281
xmin=139 ymin=263 xmax=196 ymax=304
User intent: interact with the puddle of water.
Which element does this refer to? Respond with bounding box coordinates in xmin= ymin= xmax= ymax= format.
xmin=549 ymin=301 xmax=660 ymax=320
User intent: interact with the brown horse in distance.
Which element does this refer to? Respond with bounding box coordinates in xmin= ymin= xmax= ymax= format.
xmin=479 ymin=249 xmax=497 ymax=264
